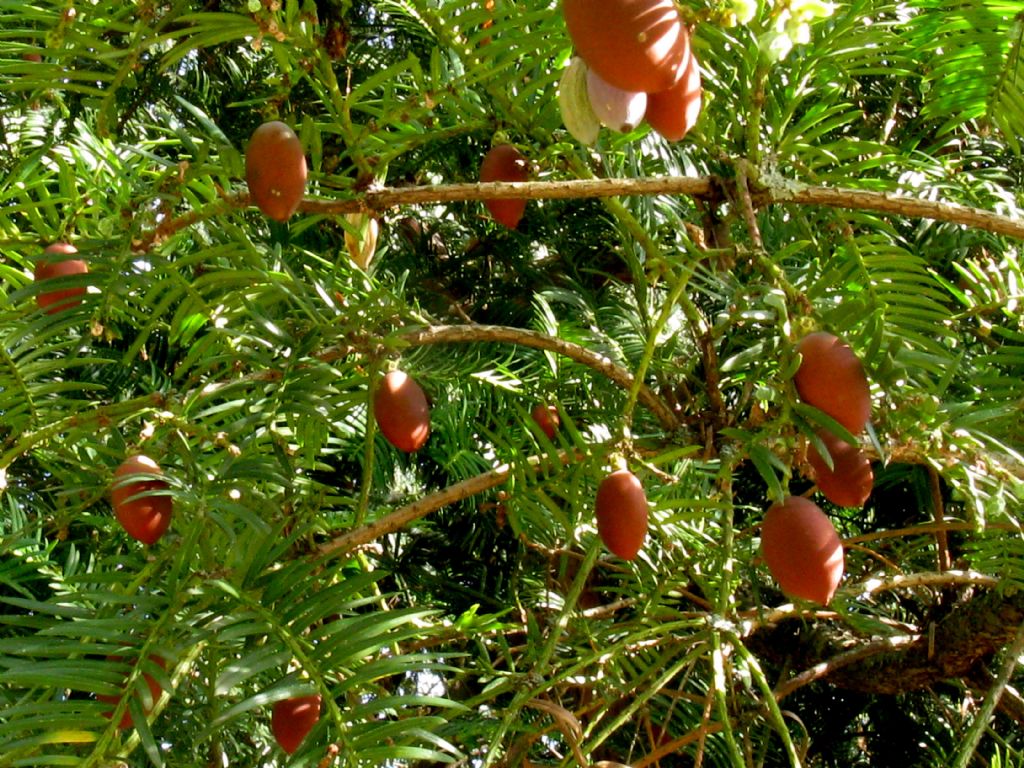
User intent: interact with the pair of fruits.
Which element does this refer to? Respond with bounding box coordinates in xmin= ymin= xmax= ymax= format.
xmin=793 ymin=330 xmax=874 ymax=508
xmin=759 ymin=331 xmax=874 ymax=605
xmin=372 ymin=376 xmax=561 ymax=452
xmin=99 ymin=658 xmax=321 ymax=756
xmin=560 ymin=0 xmax=702 ymax=143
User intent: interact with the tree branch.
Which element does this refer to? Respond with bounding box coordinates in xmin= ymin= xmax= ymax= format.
xmin=317 ymin=450 xmax=579 ymax=558
xmin=399 ymin=324 xmax=682 ymax=432
xmin=142 ymin=173 xmax=1024 ymax=252
xmin=781 ymin=183 xmax=1024 ymax=240
xmin=750 ymin=586 xmax=1024 ymax=696
xmin=302 ymin=176 xmax=714 ymax=212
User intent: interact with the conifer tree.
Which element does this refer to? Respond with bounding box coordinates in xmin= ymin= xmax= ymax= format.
xmin=1 ymin=1 xmax=1023 ymax=766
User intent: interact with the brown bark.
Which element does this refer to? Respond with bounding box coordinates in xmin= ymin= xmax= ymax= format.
xmin=752 ymin=588 xmax=1024 ymax=695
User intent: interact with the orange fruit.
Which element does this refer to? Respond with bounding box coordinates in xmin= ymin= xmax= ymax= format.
xmin=645 ymin=47 xmax=702 ymax=141
xmin=595 ymin=469 xmax=648 ymax=560
xmin=110 ymin=455 xmax=172 ymax=545
xmin=34 ymin=243 xmax=88 ymax=314
xmin=245 ymin=121 xmax=307 ymax=222
xmin=562 ymin=0 xmax=690 ymax=93
xmin=272 ymin=694 xmax=322 ymax=754
xmin=480 ymin=144 xmax=529 ymax=229
xmin=807 ymin=430 xmax=874 ymax=508
xmin=374 ymin=370 xmax=431 ymax=452
xmin=793 ymin=331 xmax=871 ymax=435
xmin=761 ymin=496 xmax=844 ymax=605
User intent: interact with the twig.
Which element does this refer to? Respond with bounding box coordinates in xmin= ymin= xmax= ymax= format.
xmin=783 ymin=184 xmax=1024 ymax=240
xmin=138 ymin=174 xmax=1024 ymax=254
xmin=773 ymin=634 xmax=920 ymax=701
xmin=303 ymin=176 xmax=714 ymax=212
xmin=734 ymin=161 xmax=764 ymax=250
xmin=841 ymin=520 xmax=1018 ymax=547
xmin=856 ymin=569 xmax=999 ymax=596
xmin=400 ymin=324 xmax=681 ymax=432
xmin=317 ymin=450 xmax=579 ymax=558
xmin=927 ymin=466 xmax=952 ymax=572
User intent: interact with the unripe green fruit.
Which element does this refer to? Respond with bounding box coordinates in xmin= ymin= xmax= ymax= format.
xmin=558 ymin=57 xmax=601 ymax=145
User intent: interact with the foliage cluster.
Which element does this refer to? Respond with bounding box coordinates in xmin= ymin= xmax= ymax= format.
xmin=1 ymin=0 xmax=1024 ymax=766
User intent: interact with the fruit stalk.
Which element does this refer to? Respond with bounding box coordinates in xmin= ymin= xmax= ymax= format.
xmin=728 ymin=631 xmax=803 ymax=767
xmin=711 ymin=632 xmax=747 ymax=766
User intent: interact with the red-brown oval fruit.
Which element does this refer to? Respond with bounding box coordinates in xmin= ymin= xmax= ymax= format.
xmin=807 ymin=429 xmax=874 ymax=508
xmin=645 ymin=47 xmax=702 ymax=141
xmin=374 ymin=370 xmax=430 ymax=452
xmin=34 ymin=243 xmax=88 ymax=314
xmin=585 ymin=68 xmax=647 ymax=133
xmin=272 ymin=694 xmax=322 ymax=755
xmin=245 ymin=120 xmax=307 ymax=222
xmin=563 ymin=0 xmax=690 ymax=93
xmin=793 ymin=331 xmax=871 ymax=435
xmin=531 ymin=404 xmax=560 ymax=440
xmin=595 ymin=469 xmax=648 ymax=560
xmin=110 ymin=455 xmax=173 ymax=545
xmin=97 ymin=655 xmax=166 ymax=730
xmin=760 ymin=496 xmax=844 ymax=605
xmin=480 ymin=144 xmax=529 ymax=229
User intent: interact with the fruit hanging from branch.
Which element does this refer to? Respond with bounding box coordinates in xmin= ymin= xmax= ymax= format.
xmin=96 ymin=654 xmax=166 ymax=730
xmin=271 ymin=694 xmax=322 ymax=755
xmin=645 ymin=46 xmax=702 ymax=141
xmin=595 ymin=468 xmax=649 ymax=560
xmin=110 ymin=455 xmax=173 ymax=545
xmin=245 ymin=120 xmax=308 ymax=222
xmin=530 ymin=404 xmax=560 ymax=440
xmin=793 ymin=331 xmax=871 ymax=435
xmin=760 ymin=495 xmax=844 ymax=605
xmin=479 ymin=143 xmax=529 ymax=229
xmin=806 ymin=429 xmax=874 ymax=508
xmin=374 ymin=370 xmax=431 ymax=452
xmin=34 ymin=243 xmax=88 ymax=314
xmin=585 ymin=68 xmax=647 ymax=133
xmin=562 ymin=0 xmax=690 ymax=93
